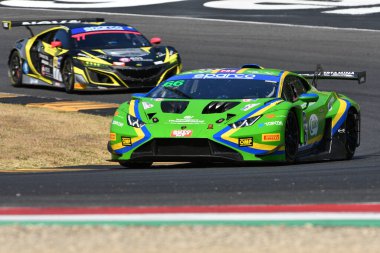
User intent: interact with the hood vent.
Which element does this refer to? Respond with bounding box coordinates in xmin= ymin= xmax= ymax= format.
xmin=161 ymin=101 xmax=189 ymax=114
xmin=202 ymin=102 xmax=240 ymax=114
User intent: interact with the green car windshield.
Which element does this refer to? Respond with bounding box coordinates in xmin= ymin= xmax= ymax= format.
xmin=147 ymin=79 xmax=278 ymax=99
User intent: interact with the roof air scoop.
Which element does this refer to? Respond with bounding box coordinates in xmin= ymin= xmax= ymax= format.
xmin=202 ymin=101 xmax=240 ymax=114
xmin=161 ymin=101 xmax=189 ymax=114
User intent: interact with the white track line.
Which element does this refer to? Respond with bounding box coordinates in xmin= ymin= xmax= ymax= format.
xmin=324 ymin=6 xmax=380 ymax=15
xmin=1 ymin=7 xmax=379 ymax=33
xmin=2 ymin=213 xmax=380 ymax=222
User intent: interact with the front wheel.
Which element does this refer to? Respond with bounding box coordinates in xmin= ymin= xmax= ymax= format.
xmin=62 ymin=58 xmax=75 ymax=93
xmin=119 ymin=161 xmax=153 ymax=169
xmin=9 ymin=51 xmax=23 ymax=87
xmin=285 ymin=111 xmax=299 ymax=163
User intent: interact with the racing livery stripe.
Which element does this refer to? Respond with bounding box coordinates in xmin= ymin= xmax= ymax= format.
xmin=114 ymin=100 xmax=151 ymax=154
xmin=332 ymin=98 xmax=351 ymax=135
xmin=276 ymin=71 xmax=288 ymax=97
xmin=214 ymin=99 xmax=283 ymax=155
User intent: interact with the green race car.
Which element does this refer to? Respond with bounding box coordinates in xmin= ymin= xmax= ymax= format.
xmin=108 ymin=64 xmax=366 ymax=168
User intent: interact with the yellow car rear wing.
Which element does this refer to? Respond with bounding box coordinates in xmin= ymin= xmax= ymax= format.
xmin=2 ymin=18 xmax=104 ymax=36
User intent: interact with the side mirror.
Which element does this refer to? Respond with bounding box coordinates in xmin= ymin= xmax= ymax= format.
xmin=150 ymin=37 xmax=161 ymax=45
xmin=299 ymin=93 xmax=319 ymax=103
xmin=51 ymin=40 xmax=62 ymax=48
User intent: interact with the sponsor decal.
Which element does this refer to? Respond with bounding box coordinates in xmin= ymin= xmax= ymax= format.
xmin=38 ymin=53 xmax=50 ymax=61
xmin=219 ymin=69 xmax=237 ymax=73
xmin=21 ymin=20 xmax=81 ymax=25
xmin=154 ymin=61 xmax=164 ymax=65
xmin=142 ymin=102 xmax=154 ymax=110
xmin=119 ymin=58 xmax=131 ymax=63
xmin=121 ymin=137 xmax=132 ymax=146
xmin=41 ymin=59 xmax=50 ymax=66
xmin=193 ymin=73 xmax=256 ymax=79
xmin=169 ymin=116 xmax=205 ymax=125
xmin=53 ymin=57 xmax=61 ymax=68
xmin=309 ymin=114 xmax=319 ymax=136
xmin=264 ymin=121 xmax=283 ymax=126
xmin=207 ymin=124 xmax=214 ymax=129
xmin=112 ymin=120 xmax=124 ymax=127
xmin=84 ymin=26 xmax=124 ymax=32
xmin=266 ymin=114 xmax=275 ymax=119
xmin=241 ymin=103 xmax=259 ymax=111
xmin=242 ymin=99 xmax=252 ymax=102
xmin=110 ymin=133 xmax=116 ymax=141
xmin=262 ymin=133 xmax=281 ymax=142
xmin=239 ymin=137 xmax=253 ymax=147
xmin=171 ymin=129 xmax=193 ymax=137
xmin=103 ymin=48 xmax=149 ymax=57
xmin=154 ymin=98 xmax=164 ymax=101
xmin=129 ymin=57 xmax=153 ymax=62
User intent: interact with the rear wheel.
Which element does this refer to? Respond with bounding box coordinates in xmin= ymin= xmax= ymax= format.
xmin=9 ymin=51 xmax=23 ymax=87
xmin=343 ymin=110 xmax=358 ymax=160
xmin=62 ymin=58 xmax=75 ymax=93
xmin=119 ymin=161 xmax=153 ymax=169
xmin=285 ymin=111 xmax=299 ymax=163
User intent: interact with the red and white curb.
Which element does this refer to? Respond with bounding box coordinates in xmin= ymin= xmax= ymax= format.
xmin=1 ymin=204 xmax=380 ymax=226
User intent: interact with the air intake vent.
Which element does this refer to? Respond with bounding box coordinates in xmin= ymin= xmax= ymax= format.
xmin=202 ymin=102 xmax=240 ymax=114
xmin=161 ymin=101 xmax=189 ymax=114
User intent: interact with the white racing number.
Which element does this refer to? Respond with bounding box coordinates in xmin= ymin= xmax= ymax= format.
xmin=0 ymin=0 xmax=186 ymax=8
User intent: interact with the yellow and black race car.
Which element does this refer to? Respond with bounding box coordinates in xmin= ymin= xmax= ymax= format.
xmin=2 ymin=18 xmax=182 ymax=93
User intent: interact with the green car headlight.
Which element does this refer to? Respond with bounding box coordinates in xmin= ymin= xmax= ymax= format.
xmin=229 ymin=115 xmax=261 ymax=129
xmin=127 ymin=114 xmax=145 ymax=128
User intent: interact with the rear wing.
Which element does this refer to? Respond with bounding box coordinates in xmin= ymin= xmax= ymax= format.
xmin=294 ymin=65 xmax=366 ymax=86
xmin=2 ymin=18 xmax=104 ymax=36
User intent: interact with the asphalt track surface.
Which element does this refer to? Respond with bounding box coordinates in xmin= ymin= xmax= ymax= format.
xmin=0 ymin=7 xmax=380 ymax=207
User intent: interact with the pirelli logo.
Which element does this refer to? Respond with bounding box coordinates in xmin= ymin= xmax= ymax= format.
xmin=262 ymin=133 xmax=281 ymax=142
xmin=239 ymin=137 xmax=253 ymax=147
xmin=121 ymin=137 xmax=132 ymax=146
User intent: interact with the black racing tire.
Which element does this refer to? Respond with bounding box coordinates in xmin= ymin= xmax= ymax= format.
xmin=285 ymin=110 xmax=299 ymax=163
xmin=9 ymin=51 xmax=23 ymax=87
xmin=62 ymin=58 xmax=75 ymax=93
xmin=119 ymin=161 xmax=153 ymax=169
xmin=343 ymin=110 xmax=358 ymax=160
